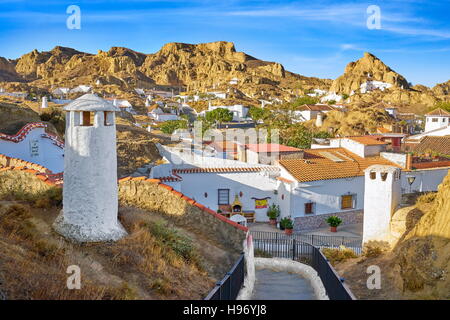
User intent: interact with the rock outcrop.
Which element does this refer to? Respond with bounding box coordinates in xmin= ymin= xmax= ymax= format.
xmin=330 ymin=52 xmax=410 ymax=94
xmin=0 ymin=42 xmax=330 ymax=102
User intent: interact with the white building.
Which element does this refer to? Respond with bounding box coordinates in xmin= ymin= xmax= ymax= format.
xmin=154 ymin=137 xmax=449 ymax=229
xmin=0 ymin=122 xmax=64 ymax=173
xmin=424 ymin=108 xmax=450 ymax=132
xmin=52 ymin=87 xmax=70 ymax=98
xmin=207 ymin=91 xmax=228 ymax=99
xmin=307 ymin=89 xmax=328 ymax=97
xmin=148 ymin=104 xmax=180 ymax=122
xmin=362 ymin=165 xmax=402 ymax=244
xmin=293 ymin=104 xmax=334 ymax=122
xmin=229 ymin=77 xmax=239 ymax=85
xmin=41 ymin=96 xmax=48 ymax=109
xmin=204 ymin=104 xmax=249 ymax=122
xmin=70 ymin=85 xmax=92 ymax=94
xmin=320 ymin=92 xmax=342 ymax=103
xmin=53 ymin=94 xmax=127 ymax=242
xmin=360 ymin=81 xmax=392 ymax=93
xmin=111 ymin=98 xmax=135 ymax=114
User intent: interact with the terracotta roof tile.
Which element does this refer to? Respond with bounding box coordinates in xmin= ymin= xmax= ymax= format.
xmin=348 ymin=136 xmax=387 ymax=145
xmin=409 ymin=136 xmax=450 ymax=156
xmin=425 ymin=108 xmax=450 ymax=117
xmin=279 ymin=148 xmax=399 ymax=182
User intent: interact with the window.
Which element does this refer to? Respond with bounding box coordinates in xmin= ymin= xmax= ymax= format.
xmin=341 ymin=194 xmax=355 ymax=210
xmin=104 ymin=111 xmax=114 ymax=126
xmin=432 ymin=118 xmax=438 ymax=122
xmin=218 ymin=189 xmax=230 ymax=205
xmin=82 ymin=111 xmax=92 ymax=126
xmin=304 ymin=202 xmax=315 ymax=214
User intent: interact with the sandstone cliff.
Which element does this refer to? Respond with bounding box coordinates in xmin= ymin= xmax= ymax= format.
xmin=330 ymin=52 xmax=410 ymax=94
xmin=0 ymin=42 xmax=330 ymax=102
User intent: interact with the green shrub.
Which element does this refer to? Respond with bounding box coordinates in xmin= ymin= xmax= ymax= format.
xmin=280 ymin=217 xmax=293 ymax=229
xmin=322 ymin=247 xmax=358 ymax=265
xmin=363 ymin=245 xmax=383 ymax=258
xmin=266 ymin=204 xmax=280 ymax=220
xmin=326 ymin=216 xmax=342 ymax=227
xmin=150 ymin=221 xmax=200 ymax=264
xmin=159 ymin=120 xmax=188 ymax=134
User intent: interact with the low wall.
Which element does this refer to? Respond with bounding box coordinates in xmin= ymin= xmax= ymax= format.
xmin=237 ymin=234 xmax=255 ymax=300
xmin=294 ymin=210 xmax=363 ymax=231
xmin=0 ymin=153 xmax=50 ymax=173
xmin=0 ymin=167 xmax=60 ymax=198
xmin=243 ymin=258 xmax=329 ymax=300
xmin=118 ymin=177 xmax=247 ymax=252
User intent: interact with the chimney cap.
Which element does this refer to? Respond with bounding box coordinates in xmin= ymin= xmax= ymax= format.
xmin=64 ymin=94 xmax=120 ymax=112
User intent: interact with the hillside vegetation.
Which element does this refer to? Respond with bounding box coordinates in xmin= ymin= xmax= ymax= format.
xmin=0 ymin=170 xmax=241 ymax=300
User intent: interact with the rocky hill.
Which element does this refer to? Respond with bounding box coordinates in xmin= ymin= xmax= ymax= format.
xmin=0 ymin=42 xmax=330 ymax=103
xmin=1 ymin=43 xmax=449 ymax=109
xmin=330 ymin=52 xmax=409 ymax=94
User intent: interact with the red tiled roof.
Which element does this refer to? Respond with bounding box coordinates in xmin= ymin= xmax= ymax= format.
xmin=409 ymin=136 xmax=450 ymax=156
xmin=348 ymin=136 xmax=387 ymax=145
xmin=279 ymin=147 xmax=399 ymax=182
xmin=425 ymin=108 xmax=450 ymax=117
xmin=245 ymin=143 xmax=301 ymax=153
xmin=173 ymin=166 xmax=279 ymax=174
xmin=0 ymin=122 xmax=47 ymax=143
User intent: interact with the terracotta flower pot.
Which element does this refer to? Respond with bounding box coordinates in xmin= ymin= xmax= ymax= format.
xmin=269 ymin=218 xmax=277 ymax=225
xmin=285 ymin=228 xmax=293 ymax=235
xmin=330 ymin=226 xmax=337 ymax=232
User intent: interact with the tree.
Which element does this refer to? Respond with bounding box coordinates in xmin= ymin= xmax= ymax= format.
xmin=291 ymin=96 xmax=319 ymax=107
xmin=159 ymin=120 xmax=188 ymax=134
xmin=248 ymin=106 xmax=270 ymax=123
xmin=205 ymin=108 xmax=233 ymax=125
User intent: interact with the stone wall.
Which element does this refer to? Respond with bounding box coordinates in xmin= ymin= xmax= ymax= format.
xmin=0 ymin=153 xmax=50 ymax=173
xmin=118 ymin=177 xmax=247 ymax=252
xmin=0 ymin=167 xmax=58 ymax=198
xmin=294 ymin=210 xmax=363 ymax=231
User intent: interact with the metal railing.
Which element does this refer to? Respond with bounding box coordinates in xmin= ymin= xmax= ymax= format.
xmin=251 ymin=230 xmax=362 ymax=255
xmin=252 ymin=235 xmax=356 ymax=300
xmin=204 ymin=254 xmax=245 ymax=300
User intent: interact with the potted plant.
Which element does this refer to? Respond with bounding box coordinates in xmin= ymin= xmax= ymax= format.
xmin=326 ymin=216 xmax=342 ymax=232
xmin=266 ymin=204 xmax=280 ymax=225
xmin=280 ymin=217 xmax=294 ymax=235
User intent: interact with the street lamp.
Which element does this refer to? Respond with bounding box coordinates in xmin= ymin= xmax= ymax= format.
xmin=406 ymin=176 xmax=416 ymax=193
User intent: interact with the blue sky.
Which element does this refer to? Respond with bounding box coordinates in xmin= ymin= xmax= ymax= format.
xmin=0 ymin=0 xmax=449 ymax=87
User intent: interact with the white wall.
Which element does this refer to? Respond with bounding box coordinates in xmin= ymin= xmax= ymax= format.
xmin=331 ymin=138 xmax=384 ymax=157
xmin=289 ymin=177 xmax=365 ymax=218
xmin=401 ymin=168 xmax=449 ymax=193
xmin=425 ymin=116 xmax=449 ymax=132
xmin=0 ymin=127 xmax=64 ymax=173
xmin=380 ymin=152 xmax=407 ymax=168
xmin=176 ymin=171 xmax=277 ymax=222
xmin=363 ymin=166 xmax=401 ymax=244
